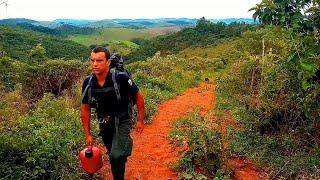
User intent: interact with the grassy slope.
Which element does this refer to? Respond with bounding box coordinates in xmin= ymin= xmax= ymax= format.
xmin=177 ymin=40 xmax=238 ymax=59
xmin=144 ymin=26 xmax=183 ymax=35
xmin=68 ymin=27 xmax=158 ymax=46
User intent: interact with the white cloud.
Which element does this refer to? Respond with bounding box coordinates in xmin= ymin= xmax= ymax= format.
xmin=0 ymin=0 xmax=261 ymax=20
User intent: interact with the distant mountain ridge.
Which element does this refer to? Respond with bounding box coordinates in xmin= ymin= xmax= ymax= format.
xmin=0 ymin=18 xmax=40 ymax=25
xmin=53 ymin=19 xmax=97 ymax=26
xmin=0 ymin=18 xmax=255 ymax=28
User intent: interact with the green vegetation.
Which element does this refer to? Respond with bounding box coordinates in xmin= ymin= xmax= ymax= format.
xmin=0 ymin=30 xmax=226 ymax=178
xmin=144 ymin=26 xmax=182 ymax=35
xmin=216 ymin=27 xmax=319 ymax=177
xmin=0 ymin=57 xmax=88 ymax=179
xmin=127 ymin=52 xmax=220 ymax=122
xmin=0 ymin=25 xmax=90 ymax=60
xmin=214 ymin=1 xmax=320 ymax=178
xmin=0 ymin=94 xmax=84 ymax=179
xmin=0 ymin=51 xmax=223 ymax=179
xmin=1 ymin=1 xmax=319 ymax=178
xmin=126 ymin=18 xmax=254 ymax=62
xmin=0 ymin=56 xmax=88 ymax=100
xmin=170 ymin=112 xmax=226 ymax=179
xmin=15 ymin=23 xmax=96 ymax=37
xmin=68 ymin=27 xmax=157 ymax=46
xmin=68 ymin=27 xmax=159 ymax=55
xmin=55 ymin=24 xmax=96 ymax=36
xmin=177 ymin=40 xmax=237 ymax=59
xmin=103 ymin=40 xmax=139 ymax=56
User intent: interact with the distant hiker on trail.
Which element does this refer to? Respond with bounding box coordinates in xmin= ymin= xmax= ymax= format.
xmin=80 ymin=46 xmax=145 ymax=180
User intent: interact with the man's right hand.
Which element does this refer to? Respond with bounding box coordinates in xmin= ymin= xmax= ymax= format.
xmin=86 ymin=135 xmax=93 ymax=146
xmin=135 ymin=120 xmax=144 ymax=134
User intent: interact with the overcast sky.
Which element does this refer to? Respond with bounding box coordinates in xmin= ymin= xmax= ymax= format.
xmin=0 ymin=0 xmax=261 ymax=21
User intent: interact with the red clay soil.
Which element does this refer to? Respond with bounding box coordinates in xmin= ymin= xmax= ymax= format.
xmin=216 ymin=112 xmax=269 ymax=180
xmin=226 ymin=156 xmax=268 ymax=180
xmin=98 ymin=81 xmax=266 ymax=180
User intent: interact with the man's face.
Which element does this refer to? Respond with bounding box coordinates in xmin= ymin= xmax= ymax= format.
xmin=90 ymin=52 xmax=110 ymax=75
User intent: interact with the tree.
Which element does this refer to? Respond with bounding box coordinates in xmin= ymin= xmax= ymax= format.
xmin=249 ymin=0 xmax=319 ymax=29
xmin=196 ymin=17 xmax=212 ymax=33
xmin=0 ymin=0 xmax=8 ymax=15
xmin=0 ymin=0 xmax=8 ymax=8
xmin=29 ymin=43 xmax=47 ymax=61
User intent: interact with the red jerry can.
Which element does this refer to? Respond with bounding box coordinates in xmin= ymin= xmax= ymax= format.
xmin=79 ymin=145 xmax=103 ymax=174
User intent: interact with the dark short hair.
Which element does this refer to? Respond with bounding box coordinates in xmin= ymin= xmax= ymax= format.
xmin=91 ymin=46 xmax=110 ymax=60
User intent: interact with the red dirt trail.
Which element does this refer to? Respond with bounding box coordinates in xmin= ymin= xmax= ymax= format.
xmin=98 ymin=82 xmax=266 ymax=180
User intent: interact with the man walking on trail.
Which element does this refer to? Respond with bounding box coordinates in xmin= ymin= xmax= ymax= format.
xmin=80 ymin=46 xmax=145 ymax=180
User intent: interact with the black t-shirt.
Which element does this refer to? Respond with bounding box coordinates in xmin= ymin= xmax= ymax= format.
xmin=81 ymin=70 xmax=139 ymax=119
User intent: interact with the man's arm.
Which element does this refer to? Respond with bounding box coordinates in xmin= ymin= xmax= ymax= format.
xmin=135 ymin=90 xmax=145 ymax=133
xmin=80 ymin=103 xmax=93 ymax=146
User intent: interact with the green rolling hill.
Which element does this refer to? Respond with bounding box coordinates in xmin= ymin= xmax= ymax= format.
xmin=0 ymin=25 xmax=90 ymax=60
xmin=68 ymin=27 xmax=158 ymax=46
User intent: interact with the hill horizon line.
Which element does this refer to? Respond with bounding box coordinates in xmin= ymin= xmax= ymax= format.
xmin=0 ymin=17 xmax=254 ymax=21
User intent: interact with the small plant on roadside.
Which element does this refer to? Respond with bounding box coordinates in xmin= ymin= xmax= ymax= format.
xmin=170 ymin=111 xmax=223 ymax=179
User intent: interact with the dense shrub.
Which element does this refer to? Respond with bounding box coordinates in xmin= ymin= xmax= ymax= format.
xmin=0 ymin=94 xmax=84 ymax=179
xmin=22 ymin=60 xmax=88 ymax=102
xmin=0 ymin=85 xmax=29 ymax=127
xmin=0 ymin=56 xmax=88 ymax=103
xmin=0 ymin=56 xmax=25 ymax=90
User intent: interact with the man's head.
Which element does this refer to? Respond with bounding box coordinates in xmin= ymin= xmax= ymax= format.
xmin=90 ymin=46 xmax=111 ymax=75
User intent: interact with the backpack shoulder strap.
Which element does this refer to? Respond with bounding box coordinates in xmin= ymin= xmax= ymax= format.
xmin=110 ymin=68 xmax=121 ymax=101
xmin=80 ymin=74 xmax=94 ymax=104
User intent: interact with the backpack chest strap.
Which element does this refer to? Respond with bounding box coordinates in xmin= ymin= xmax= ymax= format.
xmin=91 ymin=87 xmax=114 ymax=93
xmin=110 ymin=68 xmax=121 ymax=101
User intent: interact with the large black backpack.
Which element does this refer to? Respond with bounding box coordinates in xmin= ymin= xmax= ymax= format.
xmin=109 ymin=53 xmax=124 ymax=71
xmin=81 ymin=53 xmax=136 ymax=125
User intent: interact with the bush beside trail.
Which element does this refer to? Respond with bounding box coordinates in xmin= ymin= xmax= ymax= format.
xmin=216 ymin=26 xmax=320 ymax=178
xmin=0 ymin=95 xmax=84 ymax=179
xmin=22 ymin=60 xmax=88 ymax=102
xmin=0 ymin=57 xmax=89 ymax=179
xmin=0 ymin=56 xmax=88 ymax=102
